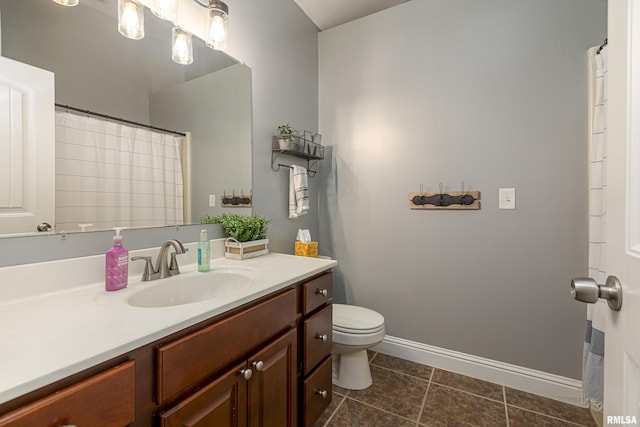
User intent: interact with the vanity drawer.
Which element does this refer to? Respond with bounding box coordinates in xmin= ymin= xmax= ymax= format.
xmin=157 ymin=288 xmax=297 ymax=403
xmin=303 ymin=304 xmax=332 ymax=375
xmin=302 ymin=272 xmax=332 ymax=315
xmin=303 ymin=356 xmax=332 ymax=427
xmin=0 ymin=360 xmax=135 ymax=427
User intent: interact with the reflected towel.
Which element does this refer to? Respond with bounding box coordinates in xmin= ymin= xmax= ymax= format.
xmin=289 ymin=165 xmax=309 ymax=219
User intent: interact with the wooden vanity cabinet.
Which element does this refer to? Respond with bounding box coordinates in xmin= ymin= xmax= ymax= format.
xmin=0 ymin=269 xmax=334 ymax=427
xmin=159 ymin=329 xmax=297 ymax=427
xmin=157 ymin=289 xmax=298 ymax=427
xmin=299 ymin=272 xmax=333 ymax=427
xmin=0 ymin=360 xmax=135 ymax=427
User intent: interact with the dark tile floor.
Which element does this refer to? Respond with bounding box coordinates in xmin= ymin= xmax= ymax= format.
xmin=313 ymin=352 xmax=597 ymax=427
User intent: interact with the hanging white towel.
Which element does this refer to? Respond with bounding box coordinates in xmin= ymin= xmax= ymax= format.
xmin=289 ymin=165 xmax=309 ymax=219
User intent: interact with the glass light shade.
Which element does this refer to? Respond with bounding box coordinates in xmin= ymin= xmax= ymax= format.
xmin=172 ymin=27 xmax=193 ymax=65
xmin=206 ymin=1 xmax=228 ymax=50
xmin=151 ymin=0 xmax=178 ymax=22
xmin=52 ymin=0 xmax=79 ymax=6
xmin=118 ymin=0 xmax=144 ymax=40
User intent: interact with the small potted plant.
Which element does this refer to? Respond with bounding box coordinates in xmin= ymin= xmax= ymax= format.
xmin=276 ymin=124 xmax=297 ymax=151
xmin=201 ymin=213 xmax=270 ymax=259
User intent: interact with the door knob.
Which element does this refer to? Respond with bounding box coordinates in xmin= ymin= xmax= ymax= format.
xmin=571 ymin=275 xmax=623 ymax=311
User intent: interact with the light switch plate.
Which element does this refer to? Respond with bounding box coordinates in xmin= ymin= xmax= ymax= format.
xmin=209 ymin=194 xmax=216 ymax=207
xmin=499 ymin=188 xmax=516 ymax=209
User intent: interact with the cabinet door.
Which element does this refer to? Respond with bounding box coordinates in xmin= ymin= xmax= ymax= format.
xmin=247 ymin=329 xmax=297 ymax=427
xmin=159 ymin=362 xmax=248 ymax=427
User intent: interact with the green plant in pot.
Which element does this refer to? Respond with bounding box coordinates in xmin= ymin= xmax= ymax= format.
xmin=200 ymin=213 xmax=271 ymax=259
xmin=277 ymin=124 xmax=297 ymax=150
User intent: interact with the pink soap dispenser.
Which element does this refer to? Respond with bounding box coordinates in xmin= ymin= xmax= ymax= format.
xmin=106 ymin=227 xmax=128 ymax=291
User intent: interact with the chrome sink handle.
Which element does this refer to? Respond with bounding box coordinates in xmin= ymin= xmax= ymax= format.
xmin=131 ymin=256 xmax=157 ymax=281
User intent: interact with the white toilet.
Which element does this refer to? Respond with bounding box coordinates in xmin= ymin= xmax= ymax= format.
xmin=332 ymin=304 xmax=385 ymax=390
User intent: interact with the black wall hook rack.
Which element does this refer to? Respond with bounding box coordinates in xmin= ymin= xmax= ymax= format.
xmin=409 ymin=182 xmax=480 ymax=210
xmin=221 ymin=190 xmax=252 ymax=207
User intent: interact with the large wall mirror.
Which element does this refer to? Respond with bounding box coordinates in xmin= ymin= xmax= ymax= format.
xmin=0 ymin=0 xmax=252 ymax=236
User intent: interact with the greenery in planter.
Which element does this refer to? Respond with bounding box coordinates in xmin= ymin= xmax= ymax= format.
xmin=200 ymin=213 xmax=270 ymax=242
xmin=277 ymin=124 xmax=296 ymax=138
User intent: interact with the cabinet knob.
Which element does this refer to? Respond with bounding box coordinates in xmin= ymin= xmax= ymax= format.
xmin=252 ymin=360 xmax=264 ymax=371
xmin=316 ymin=289 xmax=328 ymax=297
xmin=314 ymin=389 xmax=328 ymax=399
xmin=316 ymin=333 xmax=328 ymax=342
xmin=239 ymin=368 xmax=253 ymax=381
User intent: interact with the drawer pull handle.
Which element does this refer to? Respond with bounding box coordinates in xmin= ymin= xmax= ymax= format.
xmin=316 ymin=333 xmax=328 ymax=342
xmin=252 ymin=360 xmax=264 ymax=371
xmin=315 ymin=389 xmax=328 ymax=399
xmin=239 ymin=368 xmax=253 ymax=381
xmin=316 ymin=289 xmax=328 ymax=297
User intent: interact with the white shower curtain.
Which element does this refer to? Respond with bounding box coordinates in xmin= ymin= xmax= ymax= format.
xmin=55 ymin=111 xmax=184 ymax=231
xmin=583 ymin=44 xmax=607 ymax=410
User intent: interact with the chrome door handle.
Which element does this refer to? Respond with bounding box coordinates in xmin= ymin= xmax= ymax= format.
xmin=571 ymin=275 xmax=623 ymax=311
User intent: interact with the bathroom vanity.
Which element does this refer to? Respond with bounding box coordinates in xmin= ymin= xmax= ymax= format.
xmin=0 ymin=249 xmax=335 ymax=427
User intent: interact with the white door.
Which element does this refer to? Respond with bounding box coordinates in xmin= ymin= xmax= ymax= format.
xmin=604 ymin=0 xmax=640 ymax=422
xmin=0 ymin=56 xmax=55 ymax=235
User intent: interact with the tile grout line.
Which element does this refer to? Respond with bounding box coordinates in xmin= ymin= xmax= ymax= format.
xmin=506 ymin=404 xmax=590 ymax=427
xmin=370 ymin=363 xmax=432 ymax=384
xmin=426 ymin=381 xmax=506 ymax=405
xmin=342 ymin=394 xmax=422 ymax=425
xmin=414 ymin=367 xmax=435 ymax=427
xmin=321 ymin=393 xmax=346 ymax=427
xmin=503 ymin=386 xmax=509 ymax=427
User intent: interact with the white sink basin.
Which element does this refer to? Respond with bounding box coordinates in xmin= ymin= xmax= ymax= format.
xmin=126 ymin=266 xmax=256 ymax=308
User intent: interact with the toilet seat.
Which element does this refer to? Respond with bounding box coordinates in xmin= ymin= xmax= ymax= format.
xmin=333 ymin=304 xmax=385 ymax=335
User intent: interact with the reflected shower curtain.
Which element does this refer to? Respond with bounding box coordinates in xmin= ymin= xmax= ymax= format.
xmin=583 ymin=44 xmax=607 ymax=410
xmin=55 ymin=111 xmax=184 ymax=231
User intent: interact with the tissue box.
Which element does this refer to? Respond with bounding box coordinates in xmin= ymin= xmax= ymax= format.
xmin=295 ymin=241 xmax=318 ymax=258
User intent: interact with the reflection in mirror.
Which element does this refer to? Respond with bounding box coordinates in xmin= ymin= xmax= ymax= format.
xmin=0 ymin=0 xmax=252 ymax=236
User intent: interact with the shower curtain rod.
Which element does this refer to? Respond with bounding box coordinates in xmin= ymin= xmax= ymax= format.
xmin=55 ymin=103 xmax=187 ymax=137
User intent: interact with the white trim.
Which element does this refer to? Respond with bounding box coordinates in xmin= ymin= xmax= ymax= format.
xmin=372 ymin=335 xmax=586 ymax=407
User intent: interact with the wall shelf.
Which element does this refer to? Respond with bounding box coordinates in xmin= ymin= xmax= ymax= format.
xmin=271 ymin=135 xmax=325 ymax=176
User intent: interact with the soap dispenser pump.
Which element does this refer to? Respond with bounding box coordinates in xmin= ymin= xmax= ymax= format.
xmin=106 ymin=227 xmax=129 ymax=291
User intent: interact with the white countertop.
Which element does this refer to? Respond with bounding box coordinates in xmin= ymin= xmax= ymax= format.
xmin=0 ymin=246 xmax=336 ymax=405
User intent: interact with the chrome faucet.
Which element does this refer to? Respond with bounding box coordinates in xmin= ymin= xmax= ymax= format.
xmin=132 ymin=239 xmax=187 ymax=281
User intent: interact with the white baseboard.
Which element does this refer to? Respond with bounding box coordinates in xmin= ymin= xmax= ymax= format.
xmin=372 ymin=335 xmax=586 ymax=407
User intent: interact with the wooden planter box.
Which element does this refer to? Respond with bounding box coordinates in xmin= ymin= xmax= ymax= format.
xmin=224 ymin=238 xmax=269 ymax=260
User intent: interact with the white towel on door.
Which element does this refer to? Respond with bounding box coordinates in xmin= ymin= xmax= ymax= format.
xmin=289 ymin=165 xmax=309 ymax=219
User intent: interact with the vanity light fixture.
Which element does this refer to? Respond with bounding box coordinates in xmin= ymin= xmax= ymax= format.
xmin=118 ymin=0 xmax=145 ymax=40
xmin=172 ymin=27 xmax=193 ymax=65
xmin=193 ymin=0 xmax=229 ymax=51
xmin=151 ymin=0 xmax=178 ymax=22
xmin=51 ymin=0 xmax=79 ymax=6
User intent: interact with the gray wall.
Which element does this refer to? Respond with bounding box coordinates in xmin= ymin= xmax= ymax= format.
xmin=228 ymin=0 xmax=320 ymax=253
xmin=0 ymin=0 xmax=319 ymax=266
xmin=150 ymin=64 xmax=253 ymax=221
xmin=318 ymin=0 xmax=606 ymax=379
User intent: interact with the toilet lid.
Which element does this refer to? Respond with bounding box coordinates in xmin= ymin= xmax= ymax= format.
xmin=333 ymin=304 xmax=385 ymax=334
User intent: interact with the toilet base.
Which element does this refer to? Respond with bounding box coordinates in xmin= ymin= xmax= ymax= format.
xmin=332 ymin=350 xmax=372 ymax=390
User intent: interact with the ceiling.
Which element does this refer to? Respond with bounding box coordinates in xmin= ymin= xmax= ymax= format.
xmin=292 ymin=0 xmax=409 ymax=31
